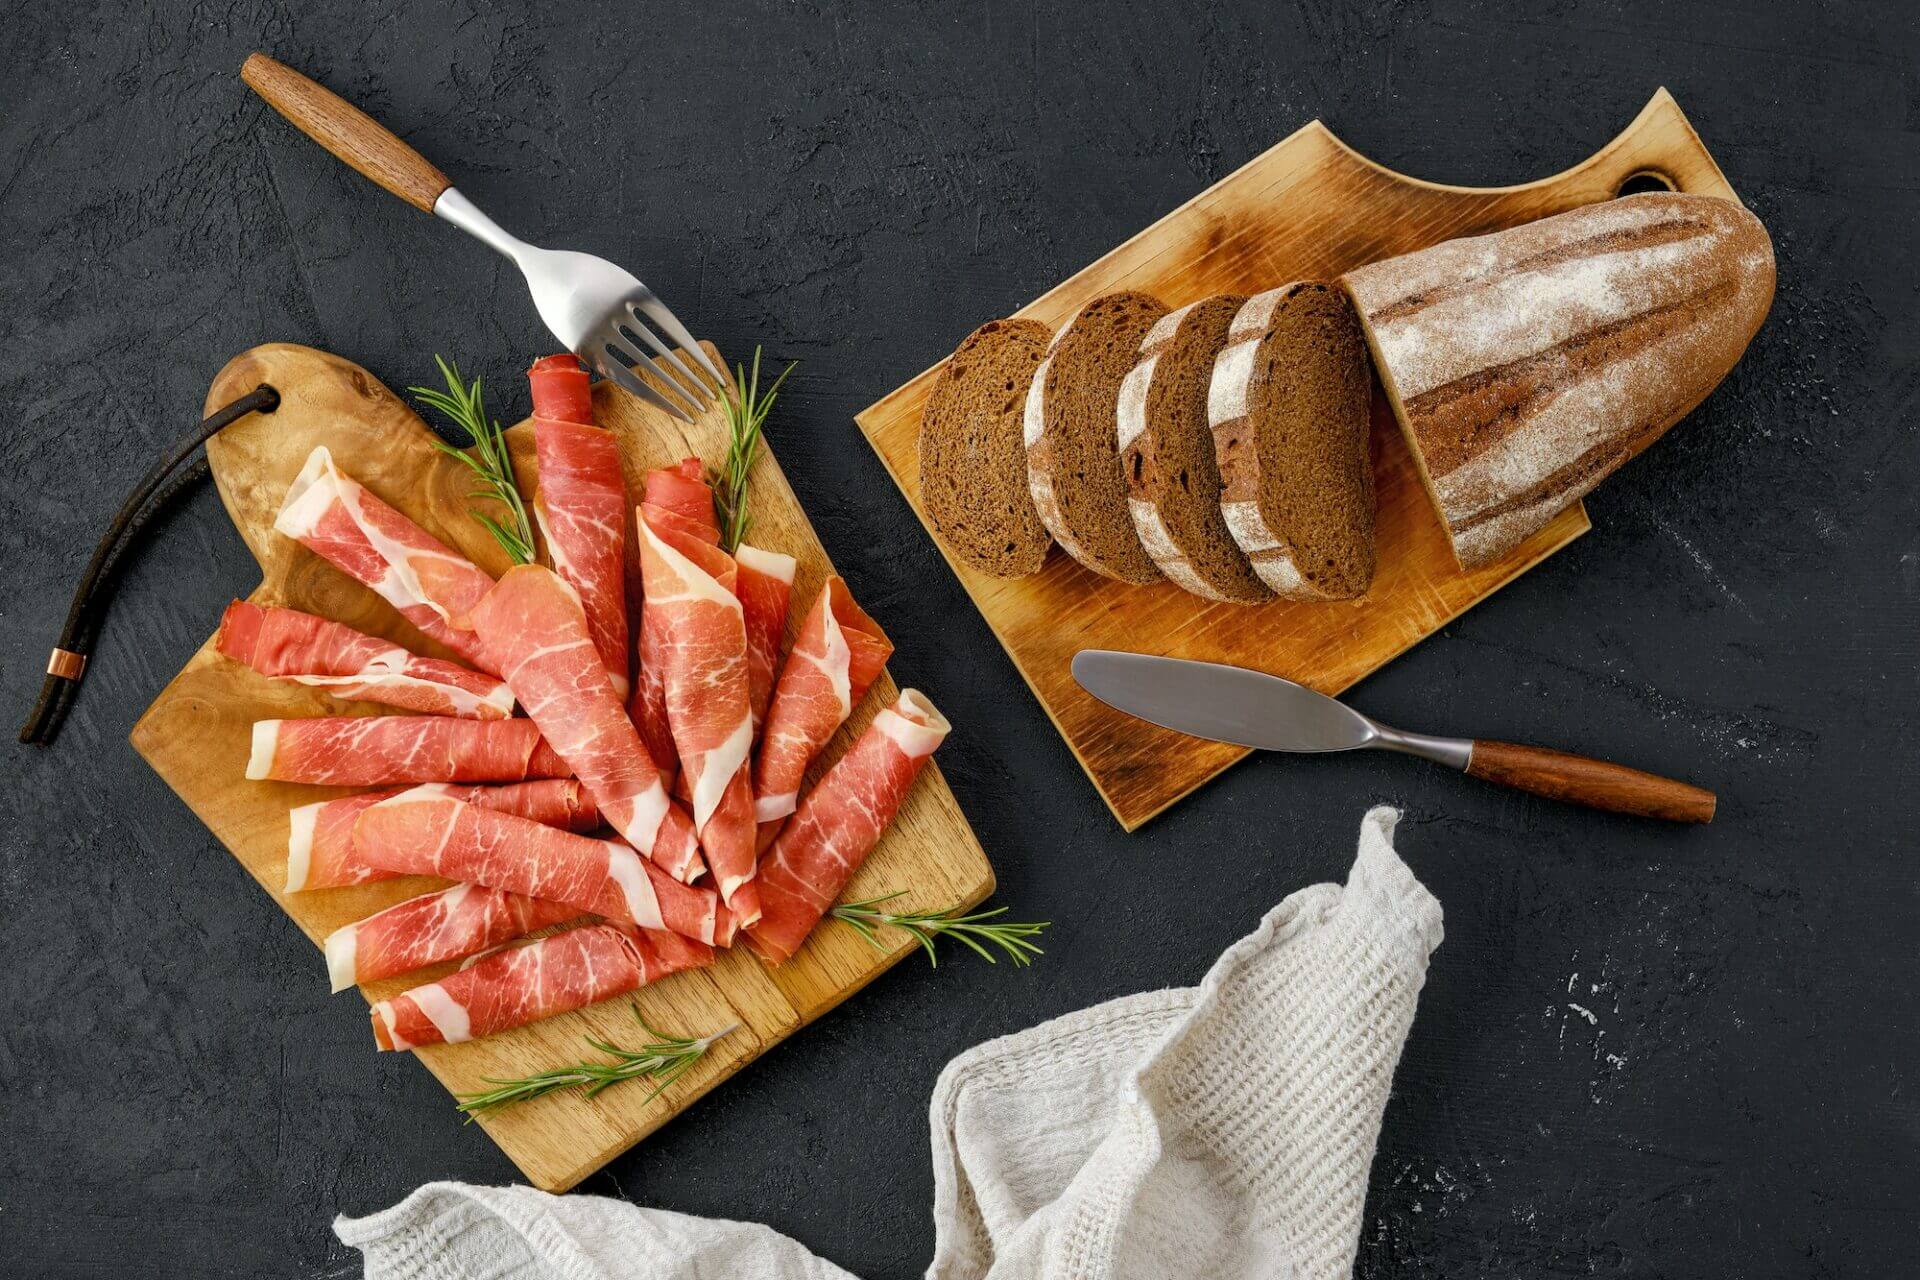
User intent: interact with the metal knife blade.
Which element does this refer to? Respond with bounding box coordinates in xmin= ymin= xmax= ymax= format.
xmin=1069 ymin=650 xmax=1376 ymax=753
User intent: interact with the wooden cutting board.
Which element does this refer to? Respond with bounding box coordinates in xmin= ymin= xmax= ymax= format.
xmin=131 ymin=342 xmax=993 ymax=1191
xmin=855 ymin=89 xmax=1742 ymax=830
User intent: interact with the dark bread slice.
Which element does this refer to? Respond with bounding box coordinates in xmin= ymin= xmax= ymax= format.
xmin=1115 ymin=296 xmax=1271 ymax=603
xmin=1208 ymin=283 xmax=1375 ymax=600
xmin=919 ymin=319 xmax=1055 ymax=577
xmin=1023 ymin=291 xmax=1170 ymax=584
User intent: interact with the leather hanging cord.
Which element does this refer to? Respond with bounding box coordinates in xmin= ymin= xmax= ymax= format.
xmin=19 ymin=384 xmax=281 ymax=746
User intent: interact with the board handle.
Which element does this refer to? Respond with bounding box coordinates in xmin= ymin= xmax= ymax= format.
xmin=1466 ymin=740 xmax=1716 ymax=823
xmin=1582 ymin=88 xmax=1736 ymax=201
xmin=242 ymin=53 xmax=452 ymax=213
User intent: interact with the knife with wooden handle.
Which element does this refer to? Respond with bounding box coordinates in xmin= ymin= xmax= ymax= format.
xmin=1071 ymin=650 xmax=1715 ymax=823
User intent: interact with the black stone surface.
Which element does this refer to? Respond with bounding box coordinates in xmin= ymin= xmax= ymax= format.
xmin=3 ymin=2 xmax=1915 ymax=1276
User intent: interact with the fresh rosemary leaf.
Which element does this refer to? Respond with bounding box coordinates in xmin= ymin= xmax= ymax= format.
xmin=408 ymin=355 xmax=537 ymax=565
xmin=453 ymin=1006 xmax=736 ymax=1119
xmin=711 ymin=346 xmax=796 ymax=554
xmin=831 ymin=893 xmax=1049 ymax=968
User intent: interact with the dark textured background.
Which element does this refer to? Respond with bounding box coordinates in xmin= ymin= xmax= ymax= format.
xmin=3 ymin=1 xmax=1916 ymax=1276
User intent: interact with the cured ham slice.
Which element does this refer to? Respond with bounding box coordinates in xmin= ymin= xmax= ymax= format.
xmin=216 ymin=600 xmax=513 ymax=720
xmin=733 ymin=545 xmax=797 ymax=728
xmin=369 ymin=923 xmax=714 ymax=1050
xmin=628 ymin=459 xmax=717 ymax=789
xmin=284 ymin=779 xmax=599 ymax=891
xmin=528 ymin=354 xmax=632 ymax=700
xmin=273 ymin=446 xmax=497 ymax=670
xmin=246 ymin=716 xmax=568 ymax=787
xmin=752 ymin=576 xmax=893 ymax=848
xmin=628 ymin=465 xmax=791 ymax=726
xmin=629 ymin=462 xmax=790 ymax=735
xmin=628 ymin=615 xmax=678 ymax=789
xmin=638 ymin=466 xmax=761 ymax=925
xmin=350 ymin=788 xmax=734 ymax=945
xmin=469 ymin=565 xmax=706 ymax=884
xmin=747 ymin=689 xmax=949 ymax=965
xmin=641 ymin=457 xmax=719 ymax=535
xmin=324 ymin=883 xmax=579 ymax=991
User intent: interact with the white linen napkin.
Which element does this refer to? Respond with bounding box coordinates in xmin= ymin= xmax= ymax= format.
xmin=336 ymin=806 xmax=1442 ymax=1280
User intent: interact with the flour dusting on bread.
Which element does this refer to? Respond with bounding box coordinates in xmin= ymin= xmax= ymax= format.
xmin=1344 ymin=193 xmax=1775 ymax=568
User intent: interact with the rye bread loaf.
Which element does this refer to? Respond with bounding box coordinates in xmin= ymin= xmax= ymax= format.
xmin=1024 ymin=291 xmax=1170 ymax=584
xmin=1341 ymin=192 xmax=1775 ymax=569
xmin=1115 ymin=295 xmax=1272 ymax=603
xmin=1207 ymin=283 xmax=1376 ymax=600
xmin=919 ymin=318 xmax=1055 ymax=577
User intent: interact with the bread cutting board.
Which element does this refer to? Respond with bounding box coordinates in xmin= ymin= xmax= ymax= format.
xmin=131 ymin=343 xmax=993 ymax=1191
xmin=855 ymin=89 xmax=1741 ymax=830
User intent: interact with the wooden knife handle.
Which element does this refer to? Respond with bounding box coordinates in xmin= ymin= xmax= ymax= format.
xmin=1466 ymin=740 xmax=1716 ymax=823
xmin=242 ymin=53 xmax=451 ymax=213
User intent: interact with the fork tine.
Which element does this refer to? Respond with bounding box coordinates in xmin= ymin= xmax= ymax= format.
xmin=628 ymin=289 xmax=727 ymax=391
xmin=586 ymin=349 xmax=692 ymax=424
xmin=605 ymin=329 xmax=704 ymax=415
xmin=618 ymin=314 xmax=715 ymax=406
xmin=602 ymin=330 xmax=702 ymax=416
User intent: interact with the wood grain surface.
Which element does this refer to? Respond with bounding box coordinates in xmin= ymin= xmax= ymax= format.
xmin=129 ymin=343 xmax=993 ymax=1191
xmin=241 ymin=53 xmax=452 ymax=213
xmin=855 ymin=89 xmax=1742 ymax=831
xmin=1465 ymin=740 xmax=1718 ymax=823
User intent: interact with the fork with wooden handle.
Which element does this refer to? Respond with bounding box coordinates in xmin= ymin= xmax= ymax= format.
xmin=241 ymin=52 xmax=722 ymax=423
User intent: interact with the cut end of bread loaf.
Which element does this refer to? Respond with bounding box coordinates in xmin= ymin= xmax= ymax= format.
xmin=920 ymin=318 xmax=1055 ymax=577
xmin=1208 ymin=283 xmax=1376 ymax=601
xmin=1024 ymin=291 xmax=1170 ymax=584
xmin=1343 ymin=192 xmax=1775 ymax=568
xmin=1117 ymin=295 xmax=1271 ymax=604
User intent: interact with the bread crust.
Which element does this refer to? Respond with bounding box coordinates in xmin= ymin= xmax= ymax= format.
xmin=1116 ymin=296 xmax=1271 ymax=603
xmin=1024 ymin=292 xmax=1169 ymax=583
xmin=1207 ymin=285 xmax=1374 ymax=600
xmin=1342 ymin=192 xmax=1775 ymax=568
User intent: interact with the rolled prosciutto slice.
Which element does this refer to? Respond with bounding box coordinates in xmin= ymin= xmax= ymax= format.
xmin=369 ymin=923 xmax=714 ymax=1051
xmin=528 ymin=355 xmax=632 ymax=700
xmin=752 ymin=576 xmax=893 ymax=848
xmin=324 ymin=883 xmax=579 ymax=991
xmin=638 ymin=466 xmax=761 ymax=925
xmin=217 ymin=600 xmax=513 ymax=720
xmin=469 ymin=565 xmax=706 ymax=883
xmin=246 ymin=716 xmax=569 ymax=787
xmin=273 ymin=446 xmax=497 ymax=671
xmin=733 ymin=545 xmax=797 ymax=729
xmin=628 ymin=459 xmax=717 ymax=789
xmin=350 ymin=788 xmax=734 ymax=945
xmin=747 ymin=689 xmax=949 ymax=965
xmin=285 ymin=779 xmax=600 ymax=891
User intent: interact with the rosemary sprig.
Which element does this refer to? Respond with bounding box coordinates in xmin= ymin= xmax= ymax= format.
xmin=832 ymin=893 xmax=1049 ymax=968
xmin=408 ymin=355 xmax=537 ymax=565
xmin=710 ymin=347 xmax=796 ymax=554
xmin=453 ymin=1007 xmax=735 ymax=1120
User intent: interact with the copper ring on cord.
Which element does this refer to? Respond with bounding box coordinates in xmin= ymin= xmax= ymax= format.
xmin=18 ymin=382 xmax=279 ymax=746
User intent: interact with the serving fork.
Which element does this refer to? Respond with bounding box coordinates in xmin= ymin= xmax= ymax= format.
xmin=241 ymin=53 xmax=723 ymax=423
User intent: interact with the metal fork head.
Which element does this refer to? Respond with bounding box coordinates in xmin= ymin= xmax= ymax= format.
xmin=432 ymin=189 xmax=726 ymax=423
xmin=528 ymin=249 xmax=726 ymax=424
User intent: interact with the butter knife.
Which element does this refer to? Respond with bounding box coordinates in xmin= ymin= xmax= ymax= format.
xmin=1071 ymin=650 xmax=1715 ymax=823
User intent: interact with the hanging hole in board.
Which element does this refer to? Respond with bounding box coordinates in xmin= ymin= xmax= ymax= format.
xmin=1615 ymin=171 xmax=1675 ymax=198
